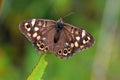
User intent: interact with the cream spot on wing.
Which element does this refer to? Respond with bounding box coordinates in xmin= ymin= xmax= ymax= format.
xmin=71 ymin=43 xmax=74 ymax=48
xmin=74 ymin=41 xmax=79 ymax=47
xmin=76 ymin=36 xmax=80 ymax=41
xmin=25 ymin=23 xmax=28 ymax=26
xmin=80 ymin=45 xmax=84 ymax=49
xmin=75 ymin=30 xmax=79 ymax=35
xmin=32 ymin=32 xmax=37 ymax=38
xmin=31 ymin=19 xmax=36 ymax=26
xmin=71 ymin=28 xmax=74 ymax=33
xmin=37 ymin=41 xmax=41 ymax=46
xmin=24 ymin=23 xmax=31 ymax=31
xmin=63 ymin=48 xmax=68 ymax=55
xmin=43 ymin=21 xmax=46 ymax=27
xmin=87 ymin=36 xmax=90 ymax=40
xmin=82 ymin=30 xmax=86 ymax=37
xmin=44 ymin=46 xmax=49 ymax=52
xmin=58 ymin=49 xmax=62 ymax=55
xmin=39 ymin=43 xmax=45 ymax=50
xmin=65 ymin=42 xmax=69 ymax=46
xmin=27 ymin=33 xmax=31 ymax=37
xmin=27 ymin=28 xmax=31 ymax=31
xmin=34 ymin=27 xmax=39 ymax=31
xmin=38 ymin=21 xmax=42 ymax=26
xmin=42 ymin=37 xmax=46 ymax=40
xmin=67 ymin=48 xmax=71 ymax=53
xmin=63 ymin=53 xmax=67 ymax=56
xmin=83 ymin=40 xmax=87 ymax=44
xmin=83 ymin=36 xmax=91 ymax=44
xmin=36 ymin=36 xmax=41 ymax=40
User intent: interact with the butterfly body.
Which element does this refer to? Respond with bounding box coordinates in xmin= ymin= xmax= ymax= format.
xmin=54 ymin=19 xmax=64 ymax=43
xmin=56 ymin=19 xmax=64 ymax=32
xmin=19 ymin=18 xmax=94 ymax=58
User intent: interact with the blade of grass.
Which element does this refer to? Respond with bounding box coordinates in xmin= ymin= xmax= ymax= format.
xmin=91 ymin=0 xmax=120 ymax=80
xmin=27 ymin=54 xmax=48 ymax=80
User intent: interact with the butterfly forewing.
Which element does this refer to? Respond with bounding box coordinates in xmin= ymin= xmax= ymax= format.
xmin=64 ymin=23 xmax=94 ymax=51
xmin=19 ymin=19 xmax=56 ymax=53
xmin=19 ymin=18 xmax=94 ymax=58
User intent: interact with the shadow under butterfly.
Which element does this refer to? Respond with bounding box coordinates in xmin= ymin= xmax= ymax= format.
xmin=19 ymin=18 xmax=94 ymax=59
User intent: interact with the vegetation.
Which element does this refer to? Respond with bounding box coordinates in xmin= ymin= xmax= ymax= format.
xmin=0 ymin=0 xmax=120 ymax=80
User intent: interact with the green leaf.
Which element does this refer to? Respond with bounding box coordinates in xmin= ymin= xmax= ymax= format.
xmin=27 ymin=54 xmax=48 ymax=80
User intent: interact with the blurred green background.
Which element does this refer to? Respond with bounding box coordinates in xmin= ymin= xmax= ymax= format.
xmin=0 ymin=0 xmax=120 ymax=80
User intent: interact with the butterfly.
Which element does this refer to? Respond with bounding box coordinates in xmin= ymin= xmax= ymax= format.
xmin=19 ymin=18 xmax=94 ymax=58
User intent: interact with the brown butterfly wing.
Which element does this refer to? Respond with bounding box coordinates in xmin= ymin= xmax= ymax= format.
xmin=53 ymin=23 xmax=94 ymax=58
xmin=19 ymin=19 xmax=56 ymax=53
xmin=64 ymin=23 xmax=94 ymax=50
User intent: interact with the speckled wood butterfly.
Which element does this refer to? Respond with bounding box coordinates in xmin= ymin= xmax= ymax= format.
xmin=19 ymin=18 xmax=94 ymax=58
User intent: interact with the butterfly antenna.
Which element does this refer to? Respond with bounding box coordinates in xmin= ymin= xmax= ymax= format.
xmin=62 ymin=12 xmax=75 ymax=19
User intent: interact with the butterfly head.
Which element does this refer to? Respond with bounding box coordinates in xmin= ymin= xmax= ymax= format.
xmin=57 ymin=18 xmax=63 ymax=23
xmin=56 ymin=18 xmax=64 ymax=31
